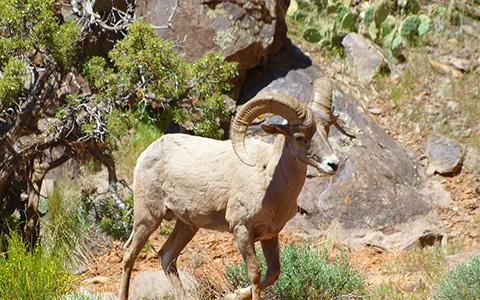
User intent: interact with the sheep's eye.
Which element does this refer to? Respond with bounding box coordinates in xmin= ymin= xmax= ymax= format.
xmin=294 ymin=134 xmax=306 ymax=142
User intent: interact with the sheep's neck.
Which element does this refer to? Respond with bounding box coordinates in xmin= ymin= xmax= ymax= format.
xmin=265 ymin=135 xmax=307 ymax=186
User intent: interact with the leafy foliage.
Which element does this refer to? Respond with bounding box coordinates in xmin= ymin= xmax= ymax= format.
xmin=0 ymin=0 xmax=79 ymax=108
xmin=0 ymin=230 xmax=76 ymax=299
xmin=81 ymin=20 xmax=237 ymax=139
xmin=224 ymin=244 xmax=366 ymax=300
xmin=97 ymin=194 xmax=134 ymax=241
xmin=434 ymin=256 xmax=480 ymax=300
xmin=0 ymin=0 xmax=86 ymax=247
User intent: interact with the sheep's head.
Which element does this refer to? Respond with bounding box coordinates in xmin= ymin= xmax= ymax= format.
xmin=231 ymin=78 xmax=348 ymax=175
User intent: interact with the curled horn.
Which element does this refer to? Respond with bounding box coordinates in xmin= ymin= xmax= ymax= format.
xmin=309 ymin=78 xmax=356 ymax=139
xmin=231 ymin=93 xmax=312 ymax=167
xmin=308 ymin=77 xmax=333 ymax=120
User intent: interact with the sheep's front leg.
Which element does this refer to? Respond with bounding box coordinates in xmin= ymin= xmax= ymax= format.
xmin=259 ymin=235 xmax=280 ymax=290
xmin=227 ymin=224 xmax=261 ymax=300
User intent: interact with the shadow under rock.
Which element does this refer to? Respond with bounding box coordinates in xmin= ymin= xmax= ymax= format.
xmin=238 ymin=41 xmax=317 ymax=105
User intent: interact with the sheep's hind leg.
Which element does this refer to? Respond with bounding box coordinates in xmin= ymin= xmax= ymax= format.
xmin=119 ymin=218 xmax=162 ymax=300
xmin=158 ymin=219 xmax=199 ymax=299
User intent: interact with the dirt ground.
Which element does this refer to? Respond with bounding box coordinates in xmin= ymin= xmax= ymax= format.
xmin=80 ymin=165 xmax=480 ymax=296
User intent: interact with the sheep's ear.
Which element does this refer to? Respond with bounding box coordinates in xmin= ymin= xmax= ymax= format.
xmin=261 ymin=124 xmax=288 ymax=135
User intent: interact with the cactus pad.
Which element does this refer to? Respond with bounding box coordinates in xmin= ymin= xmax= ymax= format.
xmin=374 ymin=1 xmax=390 ymax=27
xmin=400 ymin=15 xmax=420 ymax=37
xmin=303 ymin=27 xmax=323 ymax=43
xmin=418 ymin=15 xmax=430 ymax=36
xmin=364 ymin=6 xmax=375 ymax=26
xmin=341 ymin=12 xmax=355 ymax=31
xmin=368 ymin=22 xmax=378 ymax=40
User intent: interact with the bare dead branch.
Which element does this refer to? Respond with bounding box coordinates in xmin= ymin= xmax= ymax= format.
xmin=149 ymin=0 xmax=178 ymax=30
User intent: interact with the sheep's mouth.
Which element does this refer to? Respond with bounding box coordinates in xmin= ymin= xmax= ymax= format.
xmin=306 ymin=153 xmax=341 ymax=175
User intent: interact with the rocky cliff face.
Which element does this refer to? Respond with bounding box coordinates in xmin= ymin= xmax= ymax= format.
xmin=135 ymin=0 xmax=290 ymax=85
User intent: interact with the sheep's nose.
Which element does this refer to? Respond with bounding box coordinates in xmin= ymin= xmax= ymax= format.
xmin=328 ymin=162 xmax=338 ymax=172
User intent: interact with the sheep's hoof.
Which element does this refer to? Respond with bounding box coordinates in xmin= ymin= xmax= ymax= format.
xmin=225 ymin=287 xmax=252 ymax=300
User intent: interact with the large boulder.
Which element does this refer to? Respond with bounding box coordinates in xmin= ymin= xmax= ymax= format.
xmin=241 ymin=44 xmax=438 ymax=249
xmin=134 ymin=0 xmax=290 ymax=84
xmin=129 ymin=270 xmax=198 ymax=300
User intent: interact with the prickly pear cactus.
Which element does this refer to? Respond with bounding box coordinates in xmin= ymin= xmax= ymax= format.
xmin=417 ymin=14 xmax=430 ymax=36
xmin=374 ymin=1 xmax=390 ymax=27
xmin=303 ymin=26 xmax=323 ymax=43
xmin=337 ymin=5 xmax=350 ymax=21
xmin=341 ymin=11 xmax=355 ymax=31
xmin=407 ymin=0 xmax=420 ymax=14
xmin=391 ymin=34 xmax=403 ymax=55
xmin=400 ymin=15 xmax=420 ymax=37
xmin=398 ymin=0 xmax=420 ymax=15
xmin=368 ymin=22 xmax=378 ymax=40
xmin=380 ymin=20 xmax=395 ymax=38
xmin=364 ymin=6 xmax=375 ymax=26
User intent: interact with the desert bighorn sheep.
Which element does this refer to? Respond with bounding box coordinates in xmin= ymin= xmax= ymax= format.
xmin=119 ymin=78 xmax=350 ymax=300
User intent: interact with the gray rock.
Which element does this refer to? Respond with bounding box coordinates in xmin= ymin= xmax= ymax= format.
xmin=426 ymin=135 xmax=463 ymax=176
xmin=129 ymin=270 xmax=198 ymax=300
xmin=135 ymin=0 xmax=290 ymax=84
xmin=98 ymin=292 xmax=118 ymax=300
xmin=241 ymin=44 xmax=436 ymax=248
xmin=464 ymin=147 xmax=480 ymax=174
xmin=342 ymin=33 xmax=389 ymax=83
xmin=444 ymin=251 xmax=480 ymax=268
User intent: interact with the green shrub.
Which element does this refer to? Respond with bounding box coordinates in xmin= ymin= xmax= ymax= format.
xmin=434 ymin=256 xmax=480 ymax=300
xmin=60 ymin=292 xmax=103 ymax=300
xmin=115 ymin=119 xmax=163 ymax=176
xmin=224 ymin=244 xmax=366 ymax=300
xmin=91 ymin=193 xmax=134 ymax=242
xmin=80 ymin=20 xmax=238 ymax=140
xmin=0 ymin=0 xmax=79 ymax=107
xmin=0 ymin=231 xmax=76 ymax=300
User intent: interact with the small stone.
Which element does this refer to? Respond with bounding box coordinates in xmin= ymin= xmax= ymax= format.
xmin=425 ymin=135 xmax=463 ymax=176
xmin=342 ymin=33 xmax=389 ymax=83
xmin=82 ymin=276 xmax=109 ymax=285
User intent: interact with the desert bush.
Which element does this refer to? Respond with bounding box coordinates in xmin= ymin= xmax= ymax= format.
xmin=434 ymin=256 xmax=480 ymax=300
xmin=60 ymin=292 xmax=103 ymax=300
xmin=96 ymin=194 xmax=134 ymax=241
xmin=224 ymin=243 xmax=366 ymax=300
xmin=0 ymin=230 xmax=76 ymax=300
xmin=80 ymin=20 xmax=237 ymax=140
